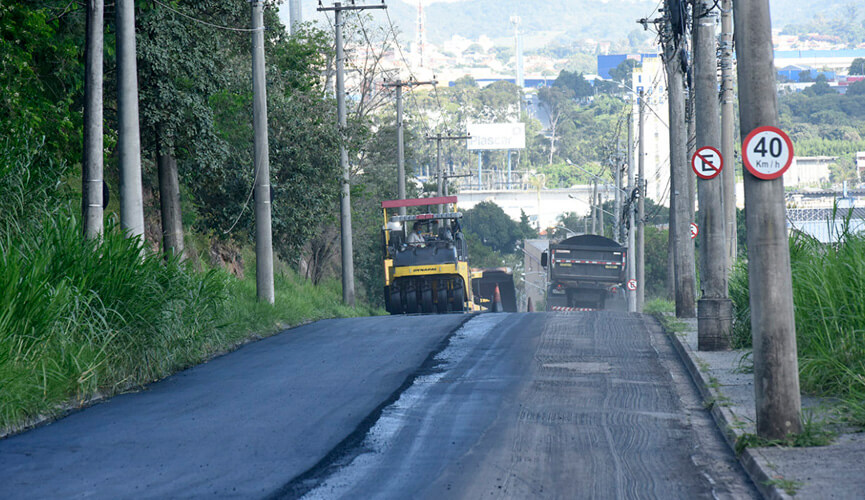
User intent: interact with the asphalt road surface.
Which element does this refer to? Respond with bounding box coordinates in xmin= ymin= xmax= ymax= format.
xmin=1 ymin=312 xmax=757 ymax=499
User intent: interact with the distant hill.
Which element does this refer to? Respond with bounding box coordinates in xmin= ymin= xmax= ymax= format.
xmin=289 ymin=0 xmax=858 ymax=47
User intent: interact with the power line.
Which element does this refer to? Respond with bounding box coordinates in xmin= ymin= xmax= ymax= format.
xmin=152 ymin=0 xmax=263 ymax=32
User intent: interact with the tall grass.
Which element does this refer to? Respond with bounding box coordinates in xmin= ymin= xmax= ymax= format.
xmin=0 ymin=132 xmax=381 ymax=434
xmin=730 ymin=219 xmax=865 ymax=426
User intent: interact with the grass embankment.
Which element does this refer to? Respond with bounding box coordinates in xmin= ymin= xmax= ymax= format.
xmin=730 ymin=229 xmax=865 ymax=427
xmin=0 ymin=214 xmax=379 ymax=433
xmin=0 ymin=137 xmax=381 ymax=435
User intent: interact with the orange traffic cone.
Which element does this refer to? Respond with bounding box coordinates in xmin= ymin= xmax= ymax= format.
xmin=527 ymin=297 xmax=534 ymax=312
xmin=492 ymin=285 xmax=503 ymax=312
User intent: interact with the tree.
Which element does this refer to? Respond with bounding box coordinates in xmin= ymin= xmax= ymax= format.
xmin=798 ymin=70 xmax=813 ymax=83
xmin=609 ymin=58 xmax=640 ymax=83
xmin=553 ymin=70 xmax=594 ymax=99
xmin=850 ymin=58 xmax=865 ymax=75
xmin=462 ymin=201 xmax=523 ymax=254
xmin=136 ymin=0 xmax=245 ymax=258
xmin=0 ymin=2 xmax=83 ymax=167
xmin=847 ymin=80 xmax=865 ymax=96
xmin=537 ymin=86 xmax=574 ymax=164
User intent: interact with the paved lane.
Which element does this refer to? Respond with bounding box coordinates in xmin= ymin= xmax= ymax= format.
xmin=294 ymin=312 xmax=757 ymax=499
xmin=1 ymin=312 xmax=756 ymax=499
xmin=0 ymin=315 xmax=469 ymax=499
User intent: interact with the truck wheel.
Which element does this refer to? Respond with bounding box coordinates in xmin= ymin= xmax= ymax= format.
xmin=452 ymin=285 xmax=465 ymax=312
xmin=406 ymin=287 xmax=419 ymax=314
xmin=389 ymin=288 xmax=403 ymax=315
xmin=421 ymin=288 xmax=434 ymax=314
xmin=436 ymin=286 xmax=448 ymax=314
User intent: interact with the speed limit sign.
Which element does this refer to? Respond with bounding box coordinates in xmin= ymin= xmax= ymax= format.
xmin=742 ymin=126 xmax=794 ymax=180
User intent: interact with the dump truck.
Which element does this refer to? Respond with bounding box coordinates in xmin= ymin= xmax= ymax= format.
xmin=381 ymin=196 xmax=474 ymax=314
xmin=541 ymin=234 xmax=627 ymax=311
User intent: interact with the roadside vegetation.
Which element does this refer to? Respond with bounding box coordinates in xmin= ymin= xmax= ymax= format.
xmin=730 ymin=221 xmax=865 ymax=427
xmin=0 ymin=135 xmax=378 ymax=434
xmin=0 ymin=3 xmax=383 ymax=435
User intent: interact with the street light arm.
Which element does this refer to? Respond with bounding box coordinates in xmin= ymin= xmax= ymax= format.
xmin=568 ymin=194 xmax=618 ymax=218
xmin=565 ymin=159 xmax=629 ymax=195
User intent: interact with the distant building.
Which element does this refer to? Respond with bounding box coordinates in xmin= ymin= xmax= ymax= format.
xmin=597 ymin=53 xmax=656 ymax=80
xmin=777 ymin=65 xmax=836 ymax=82
xmin=784 ymin=156 xmax=834 ymax=188
xmin=857 ymin=152 xmax=865 ymax=181
xmin=630 ymin=55 xmax=670 ymax=206
xmin=773 ymin=49 xmax=865 ymax=73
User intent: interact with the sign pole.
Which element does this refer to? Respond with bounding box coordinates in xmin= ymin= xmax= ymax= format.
xmin=734 ymin=0 xmax=802 ymax=439
xmin=693 ymin=0 xmax=732 ymax=350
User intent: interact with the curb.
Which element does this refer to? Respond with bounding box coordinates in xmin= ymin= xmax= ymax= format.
xmin=651 ymin=315 xmax=792 ymax=500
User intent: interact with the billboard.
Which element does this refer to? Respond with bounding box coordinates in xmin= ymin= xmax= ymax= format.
xmin=467 ymin=123 xmax=525 ymax=151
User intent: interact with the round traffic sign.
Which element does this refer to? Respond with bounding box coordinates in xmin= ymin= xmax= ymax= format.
xmin=626 ymin=279 xmax=637 ymax=291
xmin=691 ymin=146 xmax=723 ymax=180
xmin=742 ymin=126 xmax=794 ymax=180
xmin=690 ymin=222 xmax=699 ymax=240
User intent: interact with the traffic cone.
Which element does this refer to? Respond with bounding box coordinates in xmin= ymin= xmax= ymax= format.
xmin=527 ymin=297 xmax=534 ymax=312
xmin=492 ymin=285 xmax=503 ymax=312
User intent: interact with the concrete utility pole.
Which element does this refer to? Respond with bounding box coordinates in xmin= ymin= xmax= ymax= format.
xmin=115 ymin=0 xmax=144 ymax=240
xmin=252 ymin=1 xmax=274 ymax=304
xmin=157 ymin=138 xmax=185 ymax=259
xmin=627 ymin=111 xmax=637 ymax=313
xmin=734 ymin=0 xmax=802 ymax=439
xmin=693 ymin=0 xmax=732 ymax=349
xmin=383 ymin=79 xmax=435 ymax=215
xmin=319 ymin=1 xmax=387 ymax=307
xmin=614 ymin=147 xmax=623 ymax=242
xmin=721 ymin=0 xmax=737 ymax=265
xmin=591 ymin=180 xmax=598 ymax=234
xmin=289 ymin=0 xmax=302 ymax=35
xmin=427 ymin=133 xmax=470 ymax=212
xmin=637 ymin=90 xmax=646 ymax=312
xmin=83 ymin=0 xmax=103 ymax=239
xmin=662 ymin=12 xmax=697 ymax=318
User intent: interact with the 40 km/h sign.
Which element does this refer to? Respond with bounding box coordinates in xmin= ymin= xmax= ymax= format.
xmin=691 ymin=146 xmax=723 ymax=180
xmin=743 ymin=126 xmax=794 ymax=180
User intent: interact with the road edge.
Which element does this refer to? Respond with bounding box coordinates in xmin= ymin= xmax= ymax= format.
xmin=648 ymin=314 xmax=792 ymax=500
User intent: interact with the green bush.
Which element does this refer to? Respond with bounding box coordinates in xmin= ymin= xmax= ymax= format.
xmin=730 ymin=226 xmax=865 ymax=425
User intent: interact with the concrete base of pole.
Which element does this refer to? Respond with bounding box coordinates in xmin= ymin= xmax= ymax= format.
xmin=698 ymin=298 xmax=733 ymax=351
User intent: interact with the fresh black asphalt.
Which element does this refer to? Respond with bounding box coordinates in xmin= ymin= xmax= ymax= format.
xmin=0 ymin=315 xmax=469 ymax=498
xmin=1 ymin=312 xmax=757 ymax=499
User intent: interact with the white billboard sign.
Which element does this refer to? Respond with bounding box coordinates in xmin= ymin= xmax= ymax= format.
xmin=467 ymin=123 xmax=525 ymax=150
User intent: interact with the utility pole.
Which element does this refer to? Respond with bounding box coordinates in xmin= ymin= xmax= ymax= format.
xmin=319 ymin=1 xmax=387 ymax=307
xmin=289 ymin=0 xmax=302 ymax=35
xmin=637 ymin=90 xmax=646 ymax=312
xmin=251 ymin=1 xmax=274 ymax=303
xmin=614 ymin=146 xmax=623 ymax=243
xmin=693 ymin=0 xmax=732 ymax=349
xmin=627 ymin=111 xmax=637 ymax=313
xmin=720 ymin=0 xmax=737 ymax=265
xmin=662 ymin=8 xmax=696 ymax=318
xmin=116 ymin=0 xmax=144 ymax=241
xmin=734 ymin=0 xmax=802 ymax=439
xmin=83 ymin=0 xmax=103 ymax=239
xmin=597 ymin=186 xmax=604 ymax=237
xmin=426 ymin=133 xmax=470 ymax=212
xmin=591 ymin=180 xmax=598 ymax=234
xmin=383 ymin=79 xmax=435 ymax=215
